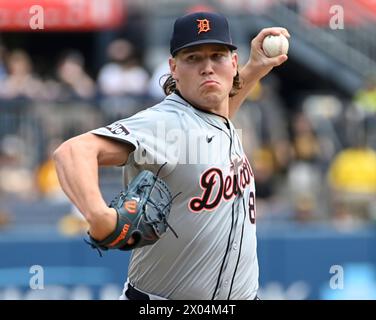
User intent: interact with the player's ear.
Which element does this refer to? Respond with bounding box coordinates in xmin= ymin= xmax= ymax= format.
xmin=169 ymin=57 xmax=178 ymax=80
xmin=231 ymin=52 xmax=238 ymax=78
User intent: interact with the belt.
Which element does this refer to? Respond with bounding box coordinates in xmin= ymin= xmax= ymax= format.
xmin=125 ymin=283 xmax=150 ymax=300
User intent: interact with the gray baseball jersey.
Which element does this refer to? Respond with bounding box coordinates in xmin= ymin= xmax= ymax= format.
xmin=91 ymin=92 xmax=258 ymax=300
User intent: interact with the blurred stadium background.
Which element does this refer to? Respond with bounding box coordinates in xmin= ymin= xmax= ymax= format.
xmin=1 ymin=0 xmax=376 ymax=300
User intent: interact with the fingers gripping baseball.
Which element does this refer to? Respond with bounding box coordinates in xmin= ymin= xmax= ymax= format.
xmin=254 ymin=27 xmax=290 ymax=49
xmin=247 ymin=27 xmax=290 ymax=77
xmin=268 ymin=54 xmax=288 ymax=67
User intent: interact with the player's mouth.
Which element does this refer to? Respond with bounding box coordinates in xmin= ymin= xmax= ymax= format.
xmin=200 ymin=80 xmax=219 ymax=87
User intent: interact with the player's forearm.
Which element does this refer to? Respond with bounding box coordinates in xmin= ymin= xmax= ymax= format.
xmin=53 ymin=138 xmax=109 ymax=222
xmin=53 ymin=138 xmax=117 ymax=240
xmin=229 ymin=27 xmax=290 ymax=119
xmin=229 ymin=63 xmax=263 ymax=118
xmin=229 ymin=62 xmax=263 ymax=119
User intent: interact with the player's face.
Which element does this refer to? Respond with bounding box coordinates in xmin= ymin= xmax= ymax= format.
xmin=169 ymin=44 xmax=238 ymax=116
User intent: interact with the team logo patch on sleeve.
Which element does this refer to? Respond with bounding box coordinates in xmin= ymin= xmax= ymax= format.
xmin=105 ymin=122 xmax=130 ymax=136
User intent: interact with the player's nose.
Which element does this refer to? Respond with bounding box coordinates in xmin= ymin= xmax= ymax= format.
xmin=200 ymin=57 xmax=215 ymax=75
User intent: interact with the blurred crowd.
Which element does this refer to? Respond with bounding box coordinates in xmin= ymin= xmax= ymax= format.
xmin=0 ymin=36 xmax=376 ymax=233
xmin=0 ymin=39 xmax=152 ymax=102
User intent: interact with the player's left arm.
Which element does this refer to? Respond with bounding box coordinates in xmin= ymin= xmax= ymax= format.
xmin=229 ymin=27 xmax=290 ymax=119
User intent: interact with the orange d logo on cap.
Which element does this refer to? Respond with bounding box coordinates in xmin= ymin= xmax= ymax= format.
xmin=197 ymin=19 xmax=210 ymax=34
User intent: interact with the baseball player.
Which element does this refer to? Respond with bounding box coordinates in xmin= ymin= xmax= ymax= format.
xmin=54 ymin=12 xmax=289 ymax=300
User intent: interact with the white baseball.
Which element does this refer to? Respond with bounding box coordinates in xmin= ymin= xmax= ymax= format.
xmin=262 ymin=34 xmax=289 ymax=58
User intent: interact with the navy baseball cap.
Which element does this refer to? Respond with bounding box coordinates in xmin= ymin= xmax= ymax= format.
xmin=170 ymin=12 xmax=237 ymax=56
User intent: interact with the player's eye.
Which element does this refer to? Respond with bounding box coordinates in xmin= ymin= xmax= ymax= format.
xmin=212 ymin=52 xmax=227 ymax=61
xmin=185 ymin=54 xmax=199 ymax=62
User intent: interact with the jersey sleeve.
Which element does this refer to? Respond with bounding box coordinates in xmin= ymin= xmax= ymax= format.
xmin=91 ymin=107 xmax=184 ymax=168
